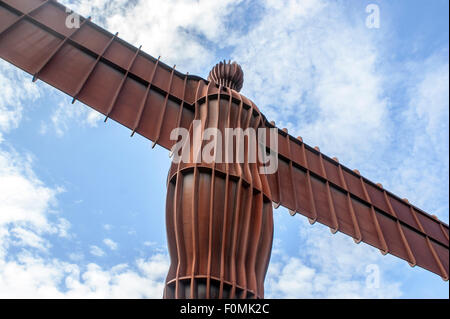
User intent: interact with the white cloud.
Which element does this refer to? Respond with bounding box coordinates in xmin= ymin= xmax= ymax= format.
xmin=40 ymin=0 xmax=248 ymax=135
xmin=68 ymin=252 xmax=84 ymax=262
xmin=0 ymin=60 xmax=40 ymax=133
xmin=0 ymin=48 xmax=100 ymax=139
xmin=0 ymin=148 xmax=66 ymax=259
xmin=266 ymin=219 xmax=403 ymax=299
xmin=47 ymin=101 xmax=103 ymax=138
xmin=0 ymin=132 xmax=166 ymax=298
xmin=231 ymin=0 xmax=389 ymax=169
xmin=10 ymin=227 xmax=50 ymax=252
xmin=61 ymin=0 xmax=244 ymax=74
xmin=226 ymin=0 xmax=447 ymax=297
xmin=103 ymin=238 xmax=118 ymax=251
xmin=89 ymin=245 xmax=105 ymax=257
xmin=143 ymin=241 xmax=157 ymax=247
xmin=63 ymin=254 xmax=168 ymax=298
xmin=56 ymin=218 xmax=71 ymax=238
xmin=0 ymin=253 xmax=169 ymax=298
xmin=226 ymin=0 xmax=448 ymax=226
xmin=386 ymin=52 xmax=449 ymax=220
xmin=0 ymin=147 xmax=168 ymax=298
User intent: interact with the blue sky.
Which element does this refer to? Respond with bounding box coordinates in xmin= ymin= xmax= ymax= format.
xmin=0 ymin=0 xmax=448 ymax=298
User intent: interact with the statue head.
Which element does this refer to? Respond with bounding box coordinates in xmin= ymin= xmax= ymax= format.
xmin=208 ymin=60 xmax=244 ymax=92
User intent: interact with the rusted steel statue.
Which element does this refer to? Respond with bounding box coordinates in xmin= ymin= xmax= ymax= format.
xmin=165 ymin=61 xmax=274 ymax=298
xmin=0 ymin=0 xmax=448 ymax=299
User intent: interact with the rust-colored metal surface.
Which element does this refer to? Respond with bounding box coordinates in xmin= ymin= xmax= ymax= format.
xmin=208 ymin=60 xmax=244 ymax=92
xmin=0 ymin=0 xmax=448 ymax=299
xmin=164 ymin=81 xmax=273 ymax=298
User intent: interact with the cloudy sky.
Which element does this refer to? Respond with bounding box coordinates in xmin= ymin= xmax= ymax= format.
xmin=0 ymin=0 xmax=448 ymax=298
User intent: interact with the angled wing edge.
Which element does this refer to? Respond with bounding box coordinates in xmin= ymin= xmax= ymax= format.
xmin=265 ymin=121 xmax=449 ymax=281
xmin=0 ymin=0 xmax=206 ymax=150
